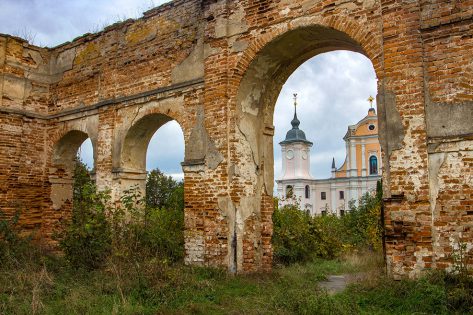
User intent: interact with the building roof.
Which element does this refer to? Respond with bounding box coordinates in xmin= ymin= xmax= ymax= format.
xmin=343 ymin=107 xmax=378 ymax=141
xmin=279 ymin=107 xmax=313 ymax=145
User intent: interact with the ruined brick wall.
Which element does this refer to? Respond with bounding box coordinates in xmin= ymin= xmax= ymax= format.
xmin=0 ymin=36 xmax=51 ymax=235
xmin=0 ymin=0 xmax=472 ymax=278
xmin=421 ymin=0 xmax=473 ymax=273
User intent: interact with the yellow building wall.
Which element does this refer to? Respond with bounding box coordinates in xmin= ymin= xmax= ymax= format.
xmin=356 ymin=144 xmax=362 ymax=176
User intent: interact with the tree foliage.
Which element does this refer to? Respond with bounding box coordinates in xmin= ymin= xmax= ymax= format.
xmin=145 ymin=169 xmax=183 ymax=209
xmin=343 ymin=180 xmax=383 ymax=251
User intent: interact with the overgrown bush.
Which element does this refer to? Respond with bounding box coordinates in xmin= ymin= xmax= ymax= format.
xmin=342 ymin=180 xmax=383 ymax=251
xmin=143 ymin=169 xmax=184 ymax=262
xmin=58 ymin=160 xmax=112 ymax=270
xmin=58 ymin=161 xmax=185 ymax=269
xmin=0 ymin=208 xmax=33 ymax=266
xmin=108 ymin=185 xmax=184 ymax=263
xmin=134 ymin=205 xmax=184 ymax=262
xmin=272 ymin=203 xmax=315 ymax=264
xmin=272 ymin=181 xmax=383 ymax=265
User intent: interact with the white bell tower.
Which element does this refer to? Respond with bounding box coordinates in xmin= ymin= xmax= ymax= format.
xmin=280 ymin=94 xmax=313 ymax=181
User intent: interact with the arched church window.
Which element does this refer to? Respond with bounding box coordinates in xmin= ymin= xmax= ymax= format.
xmin=305 ymin=185 xmax=310 ymax=199
xmin=369 ymin=155 xmax=378 ymax=175
xmin=286 ymin=185 xmax=293 ymax=198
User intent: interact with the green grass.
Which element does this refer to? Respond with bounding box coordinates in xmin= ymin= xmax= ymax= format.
xmin=1 ymin=252 xmax=472 ymax=315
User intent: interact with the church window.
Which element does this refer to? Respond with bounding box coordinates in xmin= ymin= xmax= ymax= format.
xmin=339 ymin=191 xmax=344 ymax=200
xmin=369 ymin=156 xmax=378 ymax=175
xmin=286 ymin=185 xmax=293 ymax=198
xmin=321 ymin=192 xmax=326 ymax=200
xmin=368 ymin=124 xmax=375 ymax=131
xmin=305 ymin=185 xmax=310 ymax=199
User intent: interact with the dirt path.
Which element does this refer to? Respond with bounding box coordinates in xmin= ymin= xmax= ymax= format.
xmin=317 ymin=275 xmax=348 ymax=294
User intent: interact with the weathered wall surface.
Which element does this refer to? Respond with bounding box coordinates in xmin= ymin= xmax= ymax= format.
xmin=0 ymin=36 xmax=51 ymax=234
xmin=0 ymin=0 xmax=471 ymax=277
xmin=421 ymin=0 xmax=473 ymax=273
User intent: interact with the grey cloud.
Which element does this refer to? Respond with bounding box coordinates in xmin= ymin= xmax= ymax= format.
xmin=0 ymin=0 xmax=171 ymax=47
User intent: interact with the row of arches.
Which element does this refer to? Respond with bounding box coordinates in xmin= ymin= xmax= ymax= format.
xmin=49 ymin=112 xmax=186 ymax=212
xmin=77 ymin=120 xmax=185 ymax=180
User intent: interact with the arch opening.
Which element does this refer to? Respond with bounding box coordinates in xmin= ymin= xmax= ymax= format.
xmin=121 ymin=114 xmax=174 ymax=172
xmin=234 ymin=24 xmax=384 ymax=272
xmin=50 ymin=130 xmax=96 ymax=212
xmin=118 ymin=113 xmax=185 ymax=207
xmin=118 ymin=113 xmax=186 ymax=262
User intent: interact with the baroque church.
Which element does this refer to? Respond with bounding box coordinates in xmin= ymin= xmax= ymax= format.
xmin=276 ymin=96 xmax=382 ymax=216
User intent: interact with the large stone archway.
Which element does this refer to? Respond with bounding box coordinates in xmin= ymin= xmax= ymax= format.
xmin=230 ymin=23 xmax=384 ymax=273
xmin=1 ymin=0 xmax=472 ymax=278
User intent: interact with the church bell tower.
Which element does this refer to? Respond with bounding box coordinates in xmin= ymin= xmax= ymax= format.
xmin=279 ymin=94 xmax=313 ymax=181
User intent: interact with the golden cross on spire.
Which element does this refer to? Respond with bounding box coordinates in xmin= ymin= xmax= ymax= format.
xmin=367 ymin=95 xmax=374 ymax=108
xmin=293 ymin=93 xmax=298 ymax=108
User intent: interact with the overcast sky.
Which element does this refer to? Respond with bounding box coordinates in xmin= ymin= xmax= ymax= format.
xmin=1 ymin=0 xmax=377 ymax=184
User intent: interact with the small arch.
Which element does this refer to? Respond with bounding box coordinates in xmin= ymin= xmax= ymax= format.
xmin=369 ymin=155 xmax=378 ymax=175
xmin=118 ymin=113 xmax=186 ymax=203
xmin=52 ymin=130 xmax=91 ymax=173
xmin=121 ymin=113 xmax=174 ymax=172
xmin=305 ymin=185 xmax=310 ymax=199
xmin=50 ymin=130 xmax=95 ymax=211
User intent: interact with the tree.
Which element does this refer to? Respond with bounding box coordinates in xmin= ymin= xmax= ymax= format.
xmin=73 ymin=157 xmax=94 ymax=205
xmin=145 ymin=168 xmax=183 ymax=210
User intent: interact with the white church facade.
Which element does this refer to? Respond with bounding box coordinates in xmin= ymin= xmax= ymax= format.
xmin=276 ymin=97 xmax=382 ymax=216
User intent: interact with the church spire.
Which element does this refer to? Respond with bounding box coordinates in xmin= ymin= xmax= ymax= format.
xmin=331 ymin=157 xmax=337 ymax=178
xmin=280 ymin=93 xmax=312 ymax=145
xmin=291 ymin=93 xmax=300 ymax=129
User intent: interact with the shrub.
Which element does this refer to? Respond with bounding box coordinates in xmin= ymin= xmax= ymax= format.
xmin=272 ymin=203 xmax=344 ymax=264
xmin=58 ymin=160 xmax=112 ymax=270
xmin=0 ymin=208 xmax=33 ymax=266
xmin=342 ymin=181 xmax=383 ymax=251
xmin=59 ymin=162 xmax=185 ymax=269
xmin=310 ymin=215 xmax=344 ymax=259
xmin=108 ymin=185 xmax=184 ymax=263
xmin=272 ymin=181 xmax=383 ymax=265
xmin=135 ymin=205 xmax=185 ymax=262
xmin=272 ymin=203 xmax=315 ymax=264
